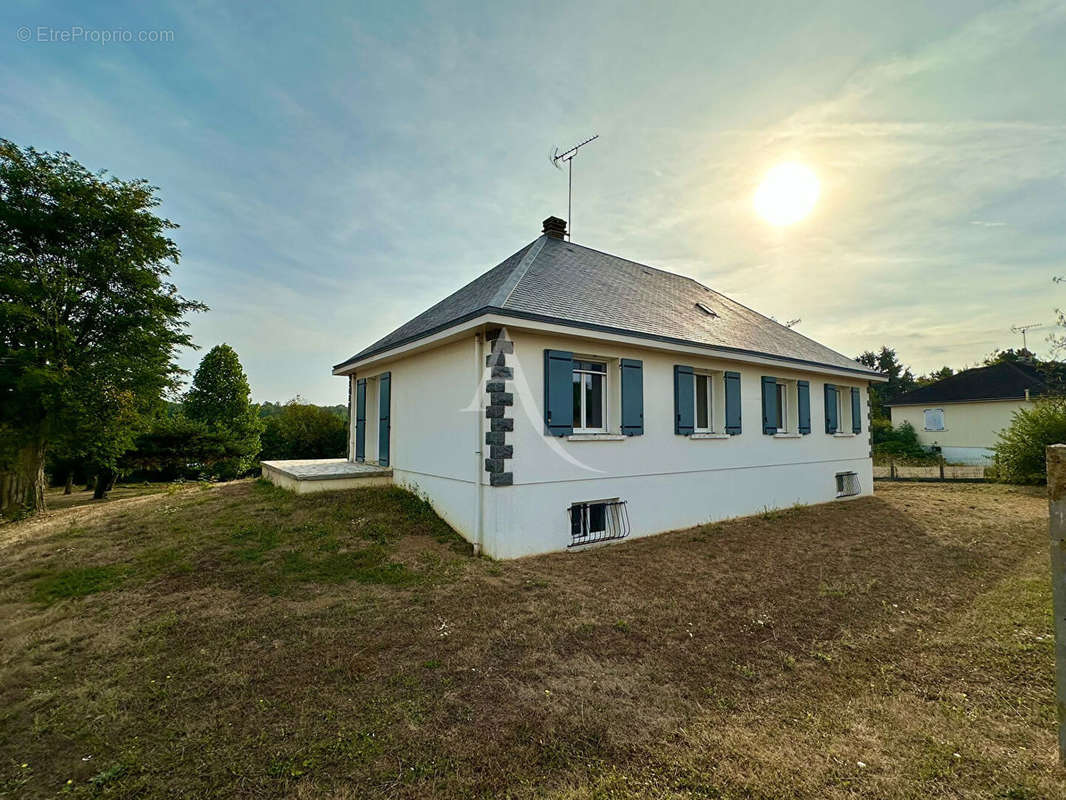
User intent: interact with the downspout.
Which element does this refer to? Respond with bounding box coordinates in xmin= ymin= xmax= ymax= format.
xmin=473 ymin=331 xmax=484 ymax=555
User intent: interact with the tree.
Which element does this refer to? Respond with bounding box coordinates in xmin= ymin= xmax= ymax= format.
xmin=984 ymin=348 xmax=1035 ymax=365
xmin=120 ymin=413 xmax=247 ymax=480
xmin=184 ymin=344 xmax=263 ymax=478
xmin=0 ymin=141 xmax=204 ymax=516
xmin=260 ymin=400 xmax=348 ymax=461
xmin=917 ymin=366 xmax=955 ymax=386
xmin=856 ymin=346 xmax=916 ymax=420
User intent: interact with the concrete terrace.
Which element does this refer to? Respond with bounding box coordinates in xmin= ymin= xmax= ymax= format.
xmin=260 ymin=459 xmax=392 ymax=493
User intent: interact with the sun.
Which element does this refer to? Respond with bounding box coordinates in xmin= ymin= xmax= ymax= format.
xmin=753 ymin=162 xmax=821 ymax=226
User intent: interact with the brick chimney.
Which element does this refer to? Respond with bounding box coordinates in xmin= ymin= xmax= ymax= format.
xmin=542 ymin=216 xmax=567 ymax=239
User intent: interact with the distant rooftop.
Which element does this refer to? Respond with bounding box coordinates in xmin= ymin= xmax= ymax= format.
xmin=888 ymin=360 xmax=1049 ymax=406
xmin=335 ymin=217 xmax=881 ymax=378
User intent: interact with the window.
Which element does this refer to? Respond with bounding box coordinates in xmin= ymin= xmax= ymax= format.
xmin=765 ymin=376 xmax=798 ymax=435
xmin=694 ymin=373 xmax=714 ymax=432
xmin=924 ymin=408 xmax=945 ymax=431
xmin=835 ymin=471 xmax=860 ymax=497
xmin=568 ymin=499 xmax=630 ymax=546
xmin=835 ymin=387 xmax=852 ymax=433
xmin=572 ymin=360 xmax=607 ymax=432
xmin=775 ymin=381 xmax=788 ymax=432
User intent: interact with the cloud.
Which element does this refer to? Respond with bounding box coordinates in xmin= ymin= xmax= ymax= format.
xmin=4 ymin=0 xmax=1066 ymax=398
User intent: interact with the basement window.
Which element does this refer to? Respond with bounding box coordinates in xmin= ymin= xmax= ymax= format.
xmin=568 ymin=499 xmax=630 ymax=547
xmin=835 ymin=472 xmax=860 ymax=498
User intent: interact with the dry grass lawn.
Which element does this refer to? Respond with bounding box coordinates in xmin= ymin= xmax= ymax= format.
xmin=0 ymin=479 xmax=1059 ymax=799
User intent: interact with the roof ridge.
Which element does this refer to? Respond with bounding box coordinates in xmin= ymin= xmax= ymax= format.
xmin=491 ymin=235 xmax=546 ymax=308
xmin=1003 ymin=358 xmax=1049 ymax=387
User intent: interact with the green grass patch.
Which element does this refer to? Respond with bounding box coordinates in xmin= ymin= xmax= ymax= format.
xmin=279 ymin=547 xmax=417 ymax=586
xmin=31 ymin=564 xmax=127 ymax=603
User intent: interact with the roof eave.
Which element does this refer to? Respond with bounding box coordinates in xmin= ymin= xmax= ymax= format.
xmin=333 ymin=308 xmax=886 ymax=381
xmin=887 ymin=394 xmax=1038 ymax=407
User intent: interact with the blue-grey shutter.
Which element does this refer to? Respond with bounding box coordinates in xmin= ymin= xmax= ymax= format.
xmin=355 ymin=378 xmax=367 ymax=461
xmin=797 ymin=380 xmax=811 ymax=434
xmin=544 ymin=349 xmax=574 ymax=436
xmin=724 ymin=371 xmax=742 ymax=434
xmin=378 ymin=372 xmax=391 ymax=466
xmin=674 ymin=365 xmax=694 ymax=435
xmin=824 ymin=384 xmax=838 ymax=434
xmin=620 ymin=358 xmax=644 ymax=435
xmin=761 ymin=376 xmax=778 ymax=435
xmin=851 ymin=387 xmax=862 ymax=434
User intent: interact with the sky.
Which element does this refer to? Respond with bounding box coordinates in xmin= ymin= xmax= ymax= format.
xmin=5 ymin=0 xmax=1066 ymax=404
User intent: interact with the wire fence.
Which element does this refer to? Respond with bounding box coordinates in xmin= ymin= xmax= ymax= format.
xmin=873 ymin=460 xmax=989 ymax=482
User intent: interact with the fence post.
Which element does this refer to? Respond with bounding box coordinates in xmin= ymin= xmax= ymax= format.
xmin=939 ymin=457 xmax=945 ymax=481
xmin=889 ymin=459 xmax=896 ymax=480
xmin=1046 ymin=444 xmax=1066 ymax=764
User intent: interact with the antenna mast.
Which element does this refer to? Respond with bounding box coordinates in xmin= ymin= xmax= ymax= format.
xmin=1010 ymin=322 xmax=1043 ymax=352
xmin=551 ymin=134 xmax=598 ymax=241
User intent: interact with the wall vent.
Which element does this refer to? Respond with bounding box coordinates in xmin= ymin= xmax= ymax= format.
xmin=568 ymin=499 xmax=629 ymax=547
xmin=835 ymin=471 xmax=860 ymax=497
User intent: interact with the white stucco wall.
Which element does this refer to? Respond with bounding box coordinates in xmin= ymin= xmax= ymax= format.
xmin=346 ymin=327 xmax=875 ymax=559
xmin=480 ymin=329 xmax=874 ymax=558
xmin=889 ymin=399 xmax=1031 ymax=464
xmin=353 ymin=337 xmax=481 ymax=537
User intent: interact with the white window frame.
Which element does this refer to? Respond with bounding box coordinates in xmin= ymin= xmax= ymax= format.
xmin=836 ymin=388 xmax=848 ymax=433
xmin=775 ymin=381 xmax=788 ymax=433
xmin=693 ymin=372 xmax=715 ymax=433
xmin=573 ymin=359 xmax=608 ymax=434
xmin=923 ymin=408 xmax=945 ymax=431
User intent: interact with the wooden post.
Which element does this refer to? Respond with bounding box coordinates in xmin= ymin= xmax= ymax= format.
xmin=890 ymin=459 xmax=896 ymax=480
xmin=1046 ymin=444 xmax=1066 ymax=764
xmin=939 ymin=457 xmax=945 ymax=480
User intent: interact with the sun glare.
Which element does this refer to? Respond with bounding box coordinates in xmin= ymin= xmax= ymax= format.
xmin=753 ymin=162 xmax=820 ymax=226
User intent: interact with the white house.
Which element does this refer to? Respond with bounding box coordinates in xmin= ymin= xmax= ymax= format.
xmin=887 ymin=360 xmax=1048 ymax=465
xmin=275 ymin=217 xmax=885 ymax=558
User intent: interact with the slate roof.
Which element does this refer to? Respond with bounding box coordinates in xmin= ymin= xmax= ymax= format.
xmin=888 ymin=361 xmax=1050 ymax=406
xmin=335 ymin=234 xmax=881 ymax=377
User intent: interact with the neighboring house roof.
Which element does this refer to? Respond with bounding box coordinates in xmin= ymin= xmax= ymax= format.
xmin=335 ymin=229 xmax=881 ymax=378
xmin=887 ymin=361 xmax=1050 ymax=406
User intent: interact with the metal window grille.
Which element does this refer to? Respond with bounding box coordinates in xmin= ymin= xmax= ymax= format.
xmin=835 ymin=471 xmax=860 ymax=497
xmin=568 ymin=500 xmax=629 ymax=547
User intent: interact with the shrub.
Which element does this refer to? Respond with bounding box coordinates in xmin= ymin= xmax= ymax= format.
xmin=993 ymin=397 xmax=1066 ymax=484
xmin=259 ymin=402 xmax=348 ymax=461
xmin=872 ymin=421 xmax=932 ymax=461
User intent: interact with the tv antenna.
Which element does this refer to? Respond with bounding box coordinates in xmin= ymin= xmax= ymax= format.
xmin=1010 ymin=322 xmax=1043 ymax=351
xmin=551 ymin=134 xmax=598 ymax=241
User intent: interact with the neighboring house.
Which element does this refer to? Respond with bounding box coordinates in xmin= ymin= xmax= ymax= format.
xmin=328 ymin=216 xmax=885 ymax=559
xmin=886 ymin=361 xmax=1049 ymax=465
